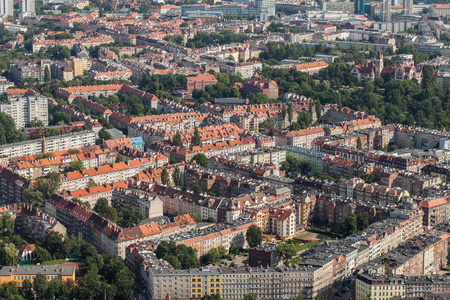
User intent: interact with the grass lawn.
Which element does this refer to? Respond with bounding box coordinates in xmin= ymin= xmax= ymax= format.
xmin=38 ymin=258 xmax=81 ymax=266
xmin=295 ymin=232 xmax=310 ymax=239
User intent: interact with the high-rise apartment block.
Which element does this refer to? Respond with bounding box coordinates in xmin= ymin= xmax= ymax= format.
xmin=21 ymin=0 xmax=34 ymax=13
xmin=0 ymin=94 xmax=48 ymax=129
xmin=0 ymin=0 xmax=13 ymax=16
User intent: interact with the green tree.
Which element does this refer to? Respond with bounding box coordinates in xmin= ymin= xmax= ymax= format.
xmin=119 ymin=205 xmax=144 ymax=228
xmin=34 ymin=273 xmax=48 ymax=298
xmin=33 ymin=246 xmax=51 ymax=264
xmin=44 ymin=231 xmax=64 ymax=255
xmin=44 ymin=65 xmax=50 ymax=82
xmin=87 ymin=178 xmax=97 ymax=188
xmin=191 ymin=213 xmax=201 ymax=223
xmin=68 ymin=160 xmax=84 ymax=172
xmin=172 ymin=131 xmax=183 ymax=146
xmin=207 ymin=217 xmax=217 ymax=223
xmin=0 ymin=214 xmax=15 ymax=239
xmin=161 ymin=168 xmax=170 ymax=186
xmin=357 ymin=137 xmax=363 ymax=150
xmin=192 ymin=185 xmax=202 ymax=195
xmin=98 ymin=128 xmax=111 ymax=143
xmin=202 ymin=294 xmax=223 ymax=300
xmin=276 ymin=243 xmax=298 ymax=263
xmin=260 ymin=118 xmax=275 ymax=130
xmin=287 ymin=102 xmax=293 ymax=125
xmin=155 ymin=241 xmax=199 ymax=269
xmin=21 ymin=279 xmax=33 ymax=299
xmin=246 ymin=225 xmax=262 ymax=248
xmin=172 ymin=166 xmax=183 ymax=188
xmin=204 ymin=247 xmax=220 ymax=264
xmin=0 ymin=243 xmax=19 ymax=266
xmin=192 ymin=153 xmax=208 ymax=167
xmin=356 ymin=212 xmax=369 ymax=231
xmin=192 ymin=127 xmax=202 ymax=146
xmin=94 ymin=198 xmax=120 ymax=223
xmin=339 ymin=214 xmax=358 ymax=236
xmin=243 ymin=293 xmax=257 ymax=300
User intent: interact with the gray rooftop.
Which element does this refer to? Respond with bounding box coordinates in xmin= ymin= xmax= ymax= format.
xmin=0 ymin=266 xmax=75 ymax=276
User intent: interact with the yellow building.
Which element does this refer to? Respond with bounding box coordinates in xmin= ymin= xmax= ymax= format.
xmin=65 ymin=57 xmax=89 ymax=77
xmin=295 ymin=195 xmax=317 ymax=226
xmin=0 ymin=266 xmax=76 ymax=286
xmin=190 ymin=271 xmax=221 ymax=300
xmin=190 ymin=275 xmax=203 ymax=299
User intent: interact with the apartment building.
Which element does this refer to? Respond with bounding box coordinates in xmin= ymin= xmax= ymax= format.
xmin=0 ymin=167 xmax=31 ymax=204
xmin=64 ymin=181 xmax=128 ymax=208
xmin=55 ymin=84 xmax=123 ymax=102
xmin=419 ymin=197 xmax=450 ymax=228
xmin=184 ymin=167 xmax=268 ymax=198
xmin=111 ymin=187 xmax=164 ymax=219
xmin=281 ymin=146 xmax=326 ymax=175
xmin=202 ymin=99 xmax=316 ymax=124
xmin=268 ymin=208 xmax=296 ymax=240
xmin=0 ymin=76 xmax=14 ymax=94
xmin=368 ymin=230 xmax=450 ymax=276
xmin=59 ymin=106 xmax=103 ymax=133
xmin=355 ymin=272 xmax=406 ymax=300
xmin=184 ymin=73 xmax=218 ymax=97
xmin=128 ymin=123 xmax=243 ymax=146
xmin=50 ymin=61 xmax=74 ymax=81
xmin=133 ymin=112 xmax=208 ymax=132
xmin=233 ymin=147 xmax=286 ymax=167
xmin=0 ymin=94 xmax=48 ymax=129
xmin=13 ymin=149 xmax=117 ymax=179
xmin=0 ymin=131 xmax=96 ymax=159
xmin=0 ymin=266 xmax=75 ymax=285
xmin=243 ymin=75 xmax=279 ymax=99
xmin=124 ymin=181 xmax=225 ymax=221
xmin=10 ymin=60 xmax=51 ymax=82
xmin=32 ymin=34 xmax=114 ymax=53
xmin=146 ymin=260 xmax=333 ymax=300
xmin=216 ymin=61 xmax=262 ymax=78
xmin=59 ymin=158 xmax=155 ymax=191
xmin=337 ymin=178 xmax=409 ymax=206
xmin=346 ymin=207 xmax=424 ymax=260
xmin=73 ymin=97 xmax=112 ymax=119
xmin=356 ymin=272 xmax=450 ymax=300
xmin=273 ymin=127 xmax=326 ymax=149
xmin=150 ymin=138 xmax=256 ymax=163
xmin=46 ymin=195 xmax=190 ymax=258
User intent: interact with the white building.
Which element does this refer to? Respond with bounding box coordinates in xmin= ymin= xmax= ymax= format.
xmin=21 ymin=0 xmax=34 ymax=12
xmin=0 ymin=0 xmax=13 ymax=16
xmin=0 ymin=95 xmax=48 ymax=129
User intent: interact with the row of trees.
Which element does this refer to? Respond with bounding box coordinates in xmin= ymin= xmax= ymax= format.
xmin=339 ymin=212 xmax=370 ymax=237
xmin=281 ymin=155 xmax=312 ymax=179
xmin=186 ymin=31 xmax=249 ymax=48
xmin=94 ymin=198 xmax=145 ymax=228
xmin=155 ymin=240 xmax=200 ymax=270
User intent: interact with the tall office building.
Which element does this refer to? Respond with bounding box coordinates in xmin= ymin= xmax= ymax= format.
xmin=251 ymin=0 xmax=275 ymax=21
xmin=355 ymin=0 xmax=364 ymax=14
xmin=0 ymin=0 xmax=13 ymax=16
xmin=403 ymin=0 xmax=413 ymax=15
xmin=381 ymin=0 xmax=391 ymax=22
xmin=21 ymin=0 xmax=35 ymax=13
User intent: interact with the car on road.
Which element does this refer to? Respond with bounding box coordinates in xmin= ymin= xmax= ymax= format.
xmin=335 ymin=293 xmax=343 ymax=297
